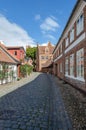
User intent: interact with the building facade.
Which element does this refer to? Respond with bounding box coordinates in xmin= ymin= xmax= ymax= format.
xmin=53 ymin=0 xmax=86 ymax=91
xmin=7 ymin=46 xmax=25 ymax=63
xmin=0 ymin=42 xmax=20 ymax=84
xmin=36 ymin=42 xmax=54 ymax=72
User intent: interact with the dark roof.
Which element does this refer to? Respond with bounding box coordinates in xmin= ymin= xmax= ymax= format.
xmin=7 ymin=46 xmax=25 ymax=53
xmin=53 ymin=0 xmax=81 ymax=53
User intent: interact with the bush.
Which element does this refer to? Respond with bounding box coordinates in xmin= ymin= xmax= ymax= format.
xmin=20 ymin=64 xmax=33 ymax=77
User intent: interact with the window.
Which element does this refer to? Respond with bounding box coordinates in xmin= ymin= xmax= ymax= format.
xmin=76 ymin=48 xmax=84 ymax=78
xmin=60 ymin=44 xmax=62 ymax=54
xmin=70 ymin=54 xmax=74 ymax=76
xmin=41 ymin=56 xmax=44 ymax=60
xmin=65 ymin=57 xmax=69 ymax=75
xmin=46 ymin=56 xmax=48 ymax=59
xmin=14 ymin=51 xmax=17 ymax=55
xmin=70 ymin=27 xmax=74 ymax=43
xmin=76 ymin=14 xmax=84 ymax=36
xmin=65 ymin=37 xmax=69 ymax=48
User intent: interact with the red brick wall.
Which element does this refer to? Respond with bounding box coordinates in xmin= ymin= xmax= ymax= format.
xmin=8 ymin=49 xmax=25 ymax=61
xmin=53 ymin=5 xmax=86 ymax=90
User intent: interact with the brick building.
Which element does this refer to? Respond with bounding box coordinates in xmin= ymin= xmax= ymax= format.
xmin=53 ymin=0 xmax=86 ymax=91
xmin=7 ymin=46 xmax=25 ymax=63
xmin=36 ymin=42 xmax=54 ymax=72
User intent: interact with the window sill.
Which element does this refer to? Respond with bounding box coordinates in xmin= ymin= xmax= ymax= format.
xmin=65 ymin=75 xmax=85 ymax=82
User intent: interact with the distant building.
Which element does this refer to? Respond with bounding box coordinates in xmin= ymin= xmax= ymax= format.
xmin=0 ymin=42 xmax=20 ymax=84
xmin=7 ymin=46 xmax=25 ymax=63
xmin=36 ymin=42 xmax=54 ymax=72
xmin=53 ymin=0 xmax=86 ymax=91
xmin=24 ymin=57 xmax=33 ymax=66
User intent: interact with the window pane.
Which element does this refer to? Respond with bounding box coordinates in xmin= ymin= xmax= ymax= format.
xmin=76 ymin=14 xmax=84 ymax=36
xmin=70 ymin=28 xmax=74 ymax=43
xmin=65 ymin=38 xmax=69 ymax=47
xmin=65 ymin=57 xmax=69 ymax=75
xmin=70 ymin=54 xmax=74 ymax=76
xmin=76 ymin=48 xmax=84 ymax=78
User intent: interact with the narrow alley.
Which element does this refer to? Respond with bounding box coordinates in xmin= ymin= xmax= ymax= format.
xmin=0 ymin=73 xmax=72 ymax=130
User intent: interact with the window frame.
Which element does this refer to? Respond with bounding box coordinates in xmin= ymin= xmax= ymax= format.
xmin=70 ymin=27 xmax=74 ymax=43
xmin=65 ymin=37 xmax=69 ymax=48
xmin=76 ymin=13 xmax=84 ymax=36
xmin=70 ymin=54 xmax=74 ymax=76
xmin=65 ymin=56 xmax=69 ymax=75
xmin=76 ymin=48 xmax=84 ymax=79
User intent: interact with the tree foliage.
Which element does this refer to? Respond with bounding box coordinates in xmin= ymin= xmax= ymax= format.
xmin=20 ymin=64 xmax=33 ymax=77
xmin=26 ymin=47 xmax=37 ymax=60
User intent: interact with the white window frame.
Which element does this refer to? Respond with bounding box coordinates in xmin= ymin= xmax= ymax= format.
xmin=76 ymin=48 xmax=84 ymax=79
xmin=65 ymin=37 xmax=69 ymax=48
xmin=76 ymin=13 xmax=84 ymax=36
xmin=70 ymin=27 xmax=74 ymax=43
xmin=70 ymin=54 xmax=74 ymax=76
xmin=65 ymin=57 xmax=69 ymax=75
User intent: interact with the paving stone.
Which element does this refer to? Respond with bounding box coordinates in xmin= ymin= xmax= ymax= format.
xmin=0 ymin=73 xmax=72 ymax=129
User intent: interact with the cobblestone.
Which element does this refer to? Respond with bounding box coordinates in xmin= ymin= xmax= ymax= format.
xmin=54 ymin=76 xmax=86 ymax=129
xmin=0 ymin=73 xmax=72 ymax=129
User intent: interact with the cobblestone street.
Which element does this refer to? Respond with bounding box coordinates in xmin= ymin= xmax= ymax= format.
xmin=0 ymin=73 xmax=72 ymax=130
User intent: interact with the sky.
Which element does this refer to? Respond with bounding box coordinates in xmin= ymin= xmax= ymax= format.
xmin=0 ymin=0 xmax=77 ymax=48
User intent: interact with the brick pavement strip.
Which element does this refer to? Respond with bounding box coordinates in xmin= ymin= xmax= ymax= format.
xmin=0 ymin=73 xmax=72 ymax=130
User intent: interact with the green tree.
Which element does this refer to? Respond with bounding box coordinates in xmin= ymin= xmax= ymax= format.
xmin=26 ymin=47 xmax=37 ymax=60
xmin=26 ymin=47 xmax=37 ymax=71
